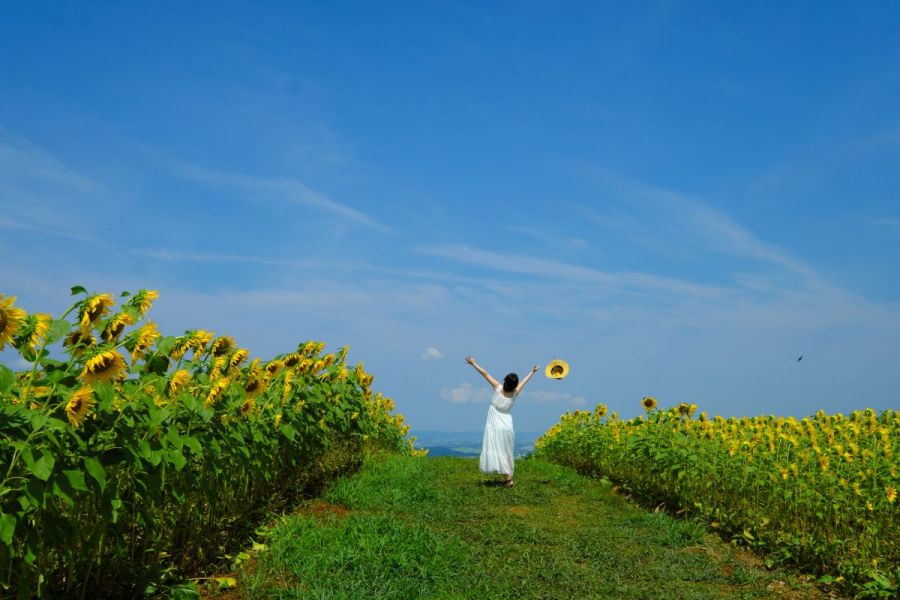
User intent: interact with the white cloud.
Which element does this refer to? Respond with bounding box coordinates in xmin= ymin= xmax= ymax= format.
xmin=440 ymin=382 xmax=491 ymax=404
xmin=524 ymin=390 xmax=588 ymax=405
xmin=0 ymin=133 xmax=94 ymax=190
xmin=422 ymin=347 xmax=444 ymax=361
xmin=178 ymin=164 xmax=389 ymax=231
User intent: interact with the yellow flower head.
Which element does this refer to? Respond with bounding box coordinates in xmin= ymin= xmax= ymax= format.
xmin=210 ymin=336 xmax=235 ymax=357
xmin=66 ymin=386 xmax=96 ymax=427
xmin=129 ymin=321 xmax=160 ymax=363
xmin=129 ymin=289 xmax=159 ymax=317
xmin=79 ymin=293 xmax=115 ymax=331
xmin=229 ymin=348 xmax=250 ymax=371
xmin=243 ymin=376 xmax=267 ymax=398
xmin=64 ymin=329 xmax=96 ymax=356
xmin=167 ymin=369 xmax=190 ymax=397
xmin=0 ymin=294 xmax=28 ymax=350
xmin=593 ymin=403 xmax=608 ymax=419
xmin=887 ymin=486 xmax=897 ymax=504
xmin=101 ymin=312 xmax=135 ymax=343
xmin=642 ymin=396 xmax=657 ymax=412
xmin=15 ymin=312 xmax=53 ymax=352
xmin=206 ymin=377 xmax=230 ymax=407
xmin=283 ymin=352 xmax=302 ymax=368
xmin=240 ymin=398 xmax=256 ymax=416
xmin=81 ymin=349 xmax=127 ymax=384
xmin=265 ymin=359 xmax=284 ymax=379
xmin=273 ymin=413 xmax=283 ymax=428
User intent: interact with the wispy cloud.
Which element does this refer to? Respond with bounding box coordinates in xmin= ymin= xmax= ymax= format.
xmin=0 ymin=217 xmax=106 ymax=246
xmin=0 ymin=132 xmax=95 ymax=190
xmin=584 ymin=173 xmax=821 ymax=282
xmin=418 ymin=244 xmax=727 ymax=299
xmin=422 ymin=347 xmax=444 ymax=361
xmin=440 ymin=382 xmax=491 ymax=404
xmin=178 ymin=164 xmax=389 ymax=231
xmin=504 ymin=225 xmax=589 ymax=250
xmin=420 ymin=244 xmax=615 ymax=283
xmin=867 ymin=216 xmax=900 ymax=229
xmin=524 ymin=390 xmax=588 ymax=405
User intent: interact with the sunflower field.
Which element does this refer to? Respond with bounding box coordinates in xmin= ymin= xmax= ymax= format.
xmin=0 ymin=288 xmax=417 ymax=598
xmin=535 ymin=400 xmax=899 ymax=597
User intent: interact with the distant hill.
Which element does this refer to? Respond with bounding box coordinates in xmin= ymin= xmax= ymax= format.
xmin=413 ymin=430 xmax=540 ymax=458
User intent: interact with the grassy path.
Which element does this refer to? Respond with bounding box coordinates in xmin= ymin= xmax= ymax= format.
xmin=231 ymin=455 xmax=830 ymax=599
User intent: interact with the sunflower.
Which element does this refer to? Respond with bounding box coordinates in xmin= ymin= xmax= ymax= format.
xmin=273 ymin=413 xmax=283 ymax=428
xmin=641 ymin=396 xmax=657 ymax=412
xmin=0 ymin=294 xmax=28 ymax=350
xmin=79 ymin=293 xmax=115 ymax=331
xmin=64 ymin=329 xmax=96 ymax=356
xmin=81 ymin=349 xmax=128 ymax=384
xmin=283 ymin=352 xmax=302 ymax=368
xmin=229 ymin=348 xmax=250 ymax=371
xmin=129 ymin=322 xmax=160 ymax=363
xmin=887 ymin=486 xmax=897 ymax=504
xmin=128 ymin=289 xmax=159 ymax=317
xmin=167 ymin=369 xmax=190 ymax=396
xmin=14 ymin=312 xmax=53 ymax=352
xmin=593 ymin=403 xmax=608 ymax=419
xmin=101 ymin=312 xmax=135 ymax=343
xmin=240 ymin=398 xmax=256 ymax=416
xmin=205 ymin=377 xmax=230 ymax=407
xmin=677 ymin=402 xmax=691 ymax=417
xmin=66 ymin=386 xmax=96 ymax=427
xmin=265 ymin=360 xmax=284 ymax=379
xmin=545 ymin=359 xmax=570 ymax=380
xmin=210 ymin=336 xmax=235 ymax=357
xmin=243 ymin=377 xmax=267 ymax=398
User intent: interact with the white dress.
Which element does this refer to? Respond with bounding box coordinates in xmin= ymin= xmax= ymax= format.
xmin=479 ymin=385 xmax=517 ymax=476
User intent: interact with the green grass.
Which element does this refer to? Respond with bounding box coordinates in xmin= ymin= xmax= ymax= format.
xmin=234 ymin=455 xmax=829 ymax=599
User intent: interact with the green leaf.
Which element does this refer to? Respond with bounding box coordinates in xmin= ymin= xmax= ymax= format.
xmin=70 ymin=285 xmax=88 ymax=296
xmin=64 ymin=469 xmax=89 ymax=492
xmin=84 ymin=457 xmax=106 ymax=492
xmin=28 ymin=452 xmax=55 ymax=482
xmin=47 ymin=319 xmax=72 ymax=344
xmin=0 ymin=365 xmax=15 ymax=393
xmin=52 ymin=478 xmax=75 ymax=506
xmin=168 ymin=449 xmax=186 ymax=471
xmin=280 ymin=423 xmax=296 ymax=441
xmin=0 ymin=513 xmax=16 ymax=546
xmin=183 ymin=436 xmax=202 ymax=455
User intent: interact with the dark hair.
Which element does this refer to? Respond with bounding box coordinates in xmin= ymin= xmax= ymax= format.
xmin=502 ymin=373 xmax=519 ymax=393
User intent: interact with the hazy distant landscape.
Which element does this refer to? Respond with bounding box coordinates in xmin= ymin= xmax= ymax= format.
xmin=413 ymin=430 xmax=541 ymax=457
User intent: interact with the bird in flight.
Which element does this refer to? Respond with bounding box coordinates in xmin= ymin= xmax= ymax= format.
xmin=797 ymin=355 xmax=803 ymax=362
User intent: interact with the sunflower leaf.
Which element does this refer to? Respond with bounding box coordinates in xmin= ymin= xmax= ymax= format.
xmin=0 ymin=365 xmax=14 ymax=394
xmin=70 ymin=285 xmax=88 ymax=296
xmin=84 ymin=457 xmax=106 ymax=492
xmin=64 ymin=469 xmax=89 ymax=492
xmin=28 ymin=451 xmax=55 ymax=482
xmin=47 ymin=319 xmax=72 ymax=344
xmin=0 ymin=513 xmax=16 ymax=547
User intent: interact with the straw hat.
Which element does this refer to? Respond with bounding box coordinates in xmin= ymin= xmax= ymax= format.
xmin=545 ymin=359 xmax=570 ymax=380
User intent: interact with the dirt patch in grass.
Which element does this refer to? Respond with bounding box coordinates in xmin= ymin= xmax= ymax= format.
xmin=508 ymin=506 xmax=530 ymax=516
xmin=297 ymin=499 xmax=352 ymax=520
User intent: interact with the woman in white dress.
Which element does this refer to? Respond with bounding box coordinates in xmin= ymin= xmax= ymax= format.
xmin=465 ymin=356 xmax=540 ymax=487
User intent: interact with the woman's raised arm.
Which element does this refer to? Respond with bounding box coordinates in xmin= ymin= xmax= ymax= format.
xmin=515 ymin=365 xmax=540 ymax=395
xmin=465 ymin=355 xmax=500 ymax=388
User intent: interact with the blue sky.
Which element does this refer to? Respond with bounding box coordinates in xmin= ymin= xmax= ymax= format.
xmin=2 ymin=2 xmax=899 ymax=433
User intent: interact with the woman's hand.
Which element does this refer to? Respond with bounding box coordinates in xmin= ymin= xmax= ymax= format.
xmin=465 ymin=355 xmax=476 ymax=366
xmin=532 ymin=365 xmax=540 ymax=374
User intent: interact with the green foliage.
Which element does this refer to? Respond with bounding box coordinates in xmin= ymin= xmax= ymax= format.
xmin=536 ymin=405 xmax=900 ymax=597
xmin=0 ymin=287 xmax=415 ymax=598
